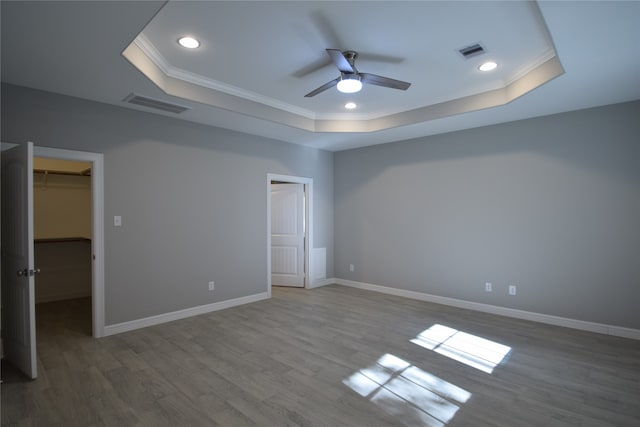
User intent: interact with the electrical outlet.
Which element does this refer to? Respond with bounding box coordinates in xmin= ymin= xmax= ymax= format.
xmin=208 ymin=281 xmax=215 ymax=291
xmin=485 ymin=282 xmax=492 ymax=292
xmin=509 ymin=285 xmax=517 ymax=296
xmin=349 ymin=264 xmax=354 ymax=272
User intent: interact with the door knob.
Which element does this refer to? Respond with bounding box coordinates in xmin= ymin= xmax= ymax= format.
xmin=16 ymin=268 xmax=40 ymax=277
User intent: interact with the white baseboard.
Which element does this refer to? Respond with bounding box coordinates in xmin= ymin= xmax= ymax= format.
xmin=309 ymin=278 xmax=335 ymax=289
xmin=104 ymin=292 xmax=270 ymax=336
xmin=334 ymin=278 xmax=640 ymax=341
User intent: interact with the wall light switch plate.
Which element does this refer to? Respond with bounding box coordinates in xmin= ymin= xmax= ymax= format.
xmin=114 ymin=216 xmax=122 ymax=227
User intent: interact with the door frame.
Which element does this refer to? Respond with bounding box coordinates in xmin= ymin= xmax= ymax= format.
xmin=267 ymin=174 xmax=312 ymax=298
xmin=34 ymin=146 xmax=105 ymax=338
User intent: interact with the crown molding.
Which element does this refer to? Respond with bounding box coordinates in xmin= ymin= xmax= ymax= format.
xmin=124 ymin=34 xmax=563 ymax=134
xmin=135 ymin=33 xmax=318 ymax=120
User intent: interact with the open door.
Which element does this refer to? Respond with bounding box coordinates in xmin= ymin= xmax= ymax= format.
xmin=1 ymin=142 xmax=37 ymax=379
xmin=271 ymin=183 xmax=305 ymax=287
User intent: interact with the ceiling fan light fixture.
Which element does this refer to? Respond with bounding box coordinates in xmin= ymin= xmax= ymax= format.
xmin=337 ymin=75 xmax=362 ymax=93
xmin=178 ymin=36 xmax=200 ymax=49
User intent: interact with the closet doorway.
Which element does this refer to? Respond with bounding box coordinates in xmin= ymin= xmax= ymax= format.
xmin=1 ymin=144 xmax=104 ymax=379
xmin=33 ymin=158 xmax=93 ymax=336
xmin=33 ymin=146 xmax=105 ymax=339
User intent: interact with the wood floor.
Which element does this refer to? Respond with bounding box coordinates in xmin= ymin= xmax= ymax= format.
xmin=2 ymin=285 xmax=639 ymax=426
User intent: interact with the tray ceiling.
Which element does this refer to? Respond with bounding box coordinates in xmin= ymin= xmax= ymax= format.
xmin=123 ymin=1 xmax=562 ymax=133
xmin=2 ymin=1 xmax=639 ymax=151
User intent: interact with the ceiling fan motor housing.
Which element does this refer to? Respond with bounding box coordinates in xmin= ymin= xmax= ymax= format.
xmin=304 ymin=48 xmax=411 ymax=97
xmin=342 ymin=50 xmax=359 ymax=71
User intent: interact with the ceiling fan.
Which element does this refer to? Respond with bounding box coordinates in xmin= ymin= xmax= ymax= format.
xmin=304 ymin=49 xmax=411 ymax=97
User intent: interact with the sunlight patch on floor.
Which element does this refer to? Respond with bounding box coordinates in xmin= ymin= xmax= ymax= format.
xmin=411 ymin=324 xmax=511 ymax=374
xmin=343 ymin=353 xmax=471 ymax=426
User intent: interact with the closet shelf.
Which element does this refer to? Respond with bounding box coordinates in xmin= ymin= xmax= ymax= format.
xmin=35 ymin=237 xmax=91 ymax=244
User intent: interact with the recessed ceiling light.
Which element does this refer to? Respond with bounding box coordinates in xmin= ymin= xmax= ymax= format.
xmin=178 ymin=36 xmax=200 ymax=49
xmin=479 ymin=61 xmax=498 ymax=72
xmin=337 ymin=75 xmax=362 ymax=93
xmin=345 ymin=102 xmax=357 ymax=110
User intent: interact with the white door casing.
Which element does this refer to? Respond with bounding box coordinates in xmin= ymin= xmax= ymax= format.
xmin=271 ymin=183 xmax=305 ymax=287
xmin=1 ymin=142 xmax=37 ymax=379
xmin=266 ymin=173 xmax=312 ymax=297
xmin=33 ymin=146 xmax=105 ymax=338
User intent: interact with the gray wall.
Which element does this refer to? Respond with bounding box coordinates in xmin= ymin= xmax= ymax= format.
xmin=2 ymin=84 xmax=334 ymax=325
xmin=335 ymin=101 xmax=640 ymax=330
xmin=4 ymin=82 xmax=639 ymax=331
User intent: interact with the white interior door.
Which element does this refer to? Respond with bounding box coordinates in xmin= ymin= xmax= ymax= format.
xmin=1 ymin=142 xmax=37 ymax=379
xmin=271 ymin=183 xmax=305 ymax=287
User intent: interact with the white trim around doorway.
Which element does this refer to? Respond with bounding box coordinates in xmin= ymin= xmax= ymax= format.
xmin=34 ymin=146 xmax=105 ymax=338
xmin=266 ymin=174 xmax=313 ymax=298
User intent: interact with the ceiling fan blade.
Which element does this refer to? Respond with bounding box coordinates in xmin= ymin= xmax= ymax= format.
xmin=326 ymin=49 xmax=354 ymax=73
xmin=292 ymin=57 xmax=333 ymax=78
xmin=310 ymin=11 xmax=344 ymax=52
xmin=361 ymin=73 xmax=411 ymax=90
xmin=304 ymin=77 xmax=340 ymax=97
xmin=357 ymin=52 xmax=405 ymax=65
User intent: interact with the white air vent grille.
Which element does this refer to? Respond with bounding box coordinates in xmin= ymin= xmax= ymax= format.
xmin=458 ymin=43 xmax=486 ymax=59
xmin=123 ymin=93 xmax=190 ymax=114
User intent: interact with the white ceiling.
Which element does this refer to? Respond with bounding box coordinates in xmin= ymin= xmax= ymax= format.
xmin=2 ymin=1 xmax=639 ymax=151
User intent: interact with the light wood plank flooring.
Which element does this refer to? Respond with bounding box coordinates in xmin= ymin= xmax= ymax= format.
xmin=2 ymin=285 xmax=639 ymax=426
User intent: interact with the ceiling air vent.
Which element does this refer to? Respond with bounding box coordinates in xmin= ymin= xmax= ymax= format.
xmin=458 ymin=43 xmax=486 ymax=59
xmin=123 ymin=93 xmax=190 ymax=114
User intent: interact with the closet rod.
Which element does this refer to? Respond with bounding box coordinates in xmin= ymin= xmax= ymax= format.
xmin=34 ymin=168 xmax=91 ymax=177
